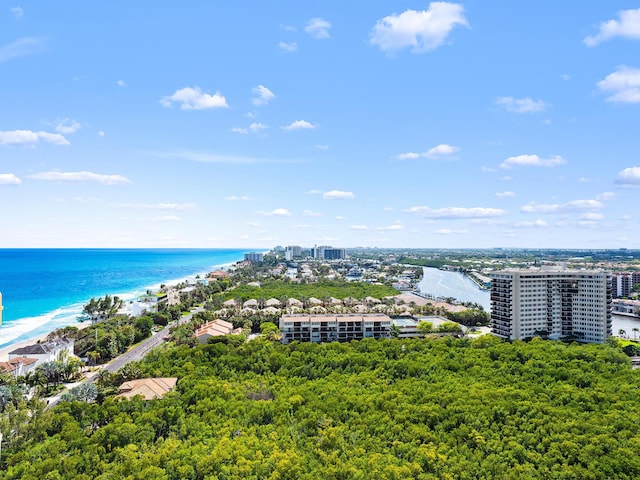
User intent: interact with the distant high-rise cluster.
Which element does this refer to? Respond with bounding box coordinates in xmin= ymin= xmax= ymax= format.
xmin=612 ymin=272 xmax=640 ymax=298
xmin=490 ymin=267 xmax=612 ymax=344
xmin=311 ymin=245 xmax=346 ymax=260
xmin=284 ymin=245 xmax=302 ymax=261
xmin=0 ymin=291 xmax=3 ymax=325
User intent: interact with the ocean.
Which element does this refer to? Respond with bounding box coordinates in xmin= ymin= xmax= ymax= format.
xmin=0 ymin=249 xmax=250 ymax=349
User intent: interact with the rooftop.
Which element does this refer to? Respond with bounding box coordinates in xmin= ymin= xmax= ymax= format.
xmin=117 ymin=377 xmax=178 ymax=401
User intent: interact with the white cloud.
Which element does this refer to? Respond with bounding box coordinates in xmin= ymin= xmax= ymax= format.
xmin=406 ymin=206 xmax=506 ymax=219
xmin=303 ymin=209 xmax=322 ymax=217
xmin=117 ymin=80 xmax=126 ymax=87
xmin=257 ymin=208 xmax=292 ymax=217
xmin=305 ymin=17 xmax=332 ymax=39
xmin=395 ymin=144 xmax=458 ymax=160
xmin=249 ymin=122 xmax=268 ymax=133
xmin=580 ymin=213 xmax=604 ymax=221
xmin=496 ymin=96 xmax=549 ymax=113
xmin=0 ymin=130 xmax=69 ymax=146
xmin=335 ymin=216 xmax=346 ymax=220
xmin=29 ymin=171 xmax=131 ymax=185
xmin=231 ymin=123 xmax=268 ymax=134
xmin=496 ymin=191 xmax=516 ymax=198
xmin=584 ymin=8 xmax=640 ymax=46
xmin=282 ymin=120 xmax=316 ymax=130
xmin=350 ymin=225 xmax=369 ymax=230
xmin=252 ymin=85 xmax=275 ymax=106
xmin=160 ymin=86 xmax=228 ymax=110
xmin=597 ymin=66 xmax=640 ymax=103
xmin=369 ymin=2 xmax=468 ymax=54
xmin=315 ymin=144 xmax=329 ymax=151
xmin=55 ymin=119 xmax=81 ymax=134
xmin=152 ymin=215 xmax=180 ymax=222
xmin=98 ymin=131 xmax=105 ymax=137
xmin=514 ymin=220 xmax=548 ymax=228
xmin=596 ymin=192 xmax=616 ymax=201
xmin=10 ymin=6 xmax=23 ymax=18
xmin=306 ymin=189 xmax=323 ymax=195
xmin=501 ymin=154 xmax=565 ymax=169
xmin=0 ymin=36 xmax=45 ymax=63
xmin=395 ymin=152 xmax=422 ymax=160
xmin=616 ymin=166 xmax=640 ymax=185
xmin=225 ymin=195 xmax=250 ymax=201
xmin=378 ymin=222 xmax=404 ymax=231
xmin=114 ymin=202 xmax=195 ymax=210
xmin=278 ymin=41 xmax=298 ymax=52
xmin=156 ymin=203 xmax=194 ymax=211
xmin=423 ymin=143 xmax=459 ymax=159
xmin=435 ymin=228 xmax=467 ymax=235
xmin=561 ymin=74 xmax=570 ymax=81
xmin=156 ymin=150 xmax=293 ymax=165
xmin=37 ymin=132 xmax=71 ymax=146
xmin=323 ymin=190 xmax=355 ymax=200
xmin=521 ymin=199 xmax=603 ymax=214
xmin=469 ymin=218 xmax=507 ymax=225
xmin=0 ymin=173 xmax=21 ymax=185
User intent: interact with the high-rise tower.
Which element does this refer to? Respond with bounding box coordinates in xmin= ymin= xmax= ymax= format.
xmin=490 ymin=267 xmax=612 ymax=343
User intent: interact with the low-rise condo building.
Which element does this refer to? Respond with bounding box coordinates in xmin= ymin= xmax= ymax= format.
xmin=280 ymin=313 xmax=391 ymax=344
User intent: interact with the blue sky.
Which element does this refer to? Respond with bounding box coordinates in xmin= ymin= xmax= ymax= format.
xmin=1 ymin=1 xmax=640 ymax=249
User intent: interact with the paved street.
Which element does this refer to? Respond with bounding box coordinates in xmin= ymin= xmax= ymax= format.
xmin=47 ymin=306 xmax=204 ymax=408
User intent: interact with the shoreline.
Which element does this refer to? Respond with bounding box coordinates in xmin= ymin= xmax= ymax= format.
xmin=0 ymin=318 xmax=93 ymax=363
xmin=0 ymin=257 xmax=244 ymax=357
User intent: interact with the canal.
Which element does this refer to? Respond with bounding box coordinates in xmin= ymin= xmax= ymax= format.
xmin=416 ymin=266 xmax=638 ymax=336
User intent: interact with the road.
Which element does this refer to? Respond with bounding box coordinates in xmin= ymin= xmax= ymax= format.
xmin=104 ymin=305 xmax=203 ymax=374
xmin=47 ymin=306 xmax=203 ymax=408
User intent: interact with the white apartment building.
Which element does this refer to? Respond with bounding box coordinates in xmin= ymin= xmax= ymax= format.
xmin=311 ymin=246 xmax=346 ymax=260
xmin=490 ymin=267 xmax=612 ymax=344
xmin=244 ymin=252 xmax=264 ymax=263
xmin=285 ymin=245 xmax=302 ymax=260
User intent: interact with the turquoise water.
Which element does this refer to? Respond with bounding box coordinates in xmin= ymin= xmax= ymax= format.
xmin=0 ymin=249 xmax=249 ymax=348
xmin=417 ymin=267 xmax=491 ymax=310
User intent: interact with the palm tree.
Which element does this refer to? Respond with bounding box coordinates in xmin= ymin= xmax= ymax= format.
xmin=633 ymin=327 xmax=639 ymax=340
xmin=87 ymin=351 xmax=101 ymax=366
xmin=619 ymin=329 xmax=627 ymax=338
xmin=38 ymin=361 xmax=60 ymax=391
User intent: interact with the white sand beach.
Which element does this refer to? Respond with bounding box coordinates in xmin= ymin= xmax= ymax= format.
xmin=0 ymin=319 xmax=93 ymax=363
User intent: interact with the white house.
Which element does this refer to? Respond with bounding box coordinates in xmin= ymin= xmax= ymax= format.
xmin=8 ymin=338 xmax=75 ymax=367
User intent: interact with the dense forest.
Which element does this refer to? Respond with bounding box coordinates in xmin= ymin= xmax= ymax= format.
xmin=218 ymin=279 xmax=398 ymax=302
xmin=2 ymin=336 xmax=640 ymax=479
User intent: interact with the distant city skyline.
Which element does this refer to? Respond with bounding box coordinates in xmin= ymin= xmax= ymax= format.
xmin=1 ymin=2 xmax=639 ymax=248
